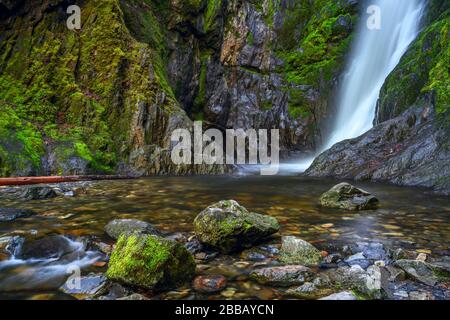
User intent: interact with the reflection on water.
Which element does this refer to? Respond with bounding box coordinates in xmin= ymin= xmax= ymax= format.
xmin=0 ymin=176 xmax=449 ymax=299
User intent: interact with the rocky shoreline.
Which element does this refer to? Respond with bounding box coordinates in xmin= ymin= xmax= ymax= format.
xmin=0 ymin=182 xmax=449 ymax=300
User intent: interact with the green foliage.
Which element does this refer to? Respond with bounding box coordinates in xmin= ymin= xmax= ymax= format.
xmin=275 ymin=0 xmax=357 ymax=118
xmin=204 ymin=0 xmax=223 ymax=32
xmin=379 ymin=10 xmax=449 ymax=125
xmin=193 ymin=52 xmax=211 ymax=118
xmin=0 ymin=103 xmax=44 ymax=176
xmin=0 ymin=0 xmax=187 ymax=176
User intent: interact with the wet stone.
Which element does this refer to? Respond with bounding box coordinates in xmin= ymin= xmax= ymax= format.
xmin=60 ymin=274 xmax=108 ymax=298
xmin=0 ymin=208 xmax=37 ymax=222
xmin=385 ymin=265 xmax=406 ymax=282
xmin=351 ymin=242 xmax=388 ymax=261
xmin=319 ymin=291 xmax=358 ymax=300
xmin=0 ymin=235 xmax=24 ymax=256
xmin=17 ymin=235 xmax=79 ymax=260
xmin=251 ymin=265 xmax=313 ymax=287
xmin=20 ymin=186 xmax=58 ymax=200
xmin=192 ymin=275 xmax=227 ymax=293
xmin=394 ymin=260 xmax=449 ymax=286
xmin=319 ymin=183 xmax=379 ymax=211
xmin=279 ymin=236 xmax=323 ymax=266
xmin=323 ymin=253 xmax=342 ymax=264
xmin=185 ymin=237 xmax=203 ymax=254
xmin=117 ymin=293 xmax=149 ymax=300
xmin=194 ymin=251 xmax=218 ymax=262
xmin=104 ymin=219 xmax=162 ymax=240
xmin=286 ymin=282 xmax=335 ymax=300
xmin=345 ymin=252 xmax=371 ymax=269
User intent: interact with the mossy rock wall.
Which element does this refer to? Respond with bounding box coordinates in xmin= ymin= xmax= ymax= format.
xmin=0 ymin=0 xmax=191 ymax=176
xmin=377 ymin=2 xmax=449 ymax=126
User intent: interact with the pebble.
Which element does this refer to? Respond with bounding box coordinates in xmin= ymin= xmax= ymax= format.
xmin=192 ymin=275 xmax=227 ymax=293
xmin=221 ymin=288 xmax=236 ymax=298
xmin=416 ymin=253 xmax=427 ymax=262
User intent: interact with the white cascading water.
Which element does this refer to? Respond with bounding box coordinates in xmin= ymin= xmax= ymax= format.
xmin=292 ymin=0 xmax=425 ymax=173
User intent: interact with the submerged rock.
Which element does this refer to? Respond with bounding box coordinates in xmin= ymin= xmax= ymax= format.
xmin=104 ymin=219 xmax=162 ymax=240
xmin=192 ymin=275 xmax=227 ymax=293
xmin=394 ymin=260 xmax=450 ymax=286
xmin=19 ymin=186 xmax=57 ymax=200
xmin=106 ymin=234 xmax=195 ymax=290
xmin=0 ymin=235 xmax=24 ymax=256
xmin=193 ymin=200 xmax=280 ymax=253
xmin=17 ymin=235 xmax=79 ymax=260
xmin=279 ymin=236 xmax=323 ymax=266
xmin=251 ymin=265 xmax=313 ymax=287
xmin=60 ymin=274 xmax=108 ymax=298
xmin=0 ymin=208 xmax=36 ymax=222
xmin=320 ymin=183 xmax=379 ymax=211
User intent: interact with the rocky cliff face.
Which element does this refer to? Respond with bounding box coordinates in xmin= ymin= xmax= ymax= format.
xmin=306 ymin=2 xmax=450 ymax=194
xmin=0 ymin=0 xmax=358 ymax=176
xmin=306 ymin=97 xmax=450 ymax=194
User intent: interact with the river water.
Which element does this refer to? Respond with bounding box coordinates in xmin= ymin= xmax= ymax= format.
xmin=0 ymin=176 xmax=449 ymax=299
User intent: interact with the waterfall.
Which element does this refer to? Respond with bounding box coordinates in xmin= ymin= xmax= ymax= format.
xmin=324 ymin=0 xmax=425 ymax=150
xmin=295 ymin=0 xmax=425 ymax=172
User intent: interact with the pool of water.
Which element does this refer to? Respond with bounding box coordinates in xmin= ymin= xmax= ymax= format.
xmin=0 ymin=175 xmax=449 ymax=299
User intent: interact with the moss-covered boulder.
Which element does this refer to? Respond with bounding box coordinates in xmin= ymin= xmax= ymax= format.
xmin=193 ymin=200 xmax=280 ymax=253
xmin=279 ymin=236 xmax=323 ymax=266
xmin=106 ymin=234 xmax=195 ymax=290
xmin=320 ymin=183 xmax=379 ymax=211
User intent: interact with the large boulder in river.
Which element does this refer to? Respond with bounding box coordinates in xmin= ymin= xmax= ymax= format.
xmin=193 ymin=200 xmax=280 ymax=253
xmin=319 ymin=183 xmax=379 ymax=210
xmin=0 ymin=208 xmax=36 ymax=222
xmin=279 ymin=236 xmax=323 ymax=266
xmin=106 ymin=234 xmax=195 ymax=290
xmin=104 ymin=219 xmax=162 ymax=240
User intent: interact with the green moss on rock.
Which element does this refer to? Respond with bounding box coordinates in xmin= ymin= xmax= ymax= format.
xmin=193 ymin=200 xmax=280 ymax=253
xmin=106 ymin=234 xmax=196 ymax=290
xmin=275 ymin=0 xmax=357 ymax=119
xmin=378 ymin=7 xmax=449 ymax=125
xmin=279 ymin=236 xmax=323 ymax=266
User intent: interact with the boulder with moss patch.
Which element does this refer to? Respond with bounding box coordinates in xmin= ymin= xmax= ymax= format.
xmin=279 ymin=236 xmax=323 ymax=266
xmin=106 ymin=234 xmax=195 ymax=290
xmin=193 ymin=200 xmax=280 ymax=253
xmin=320 ymin=183 xmax=379 ymax=211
